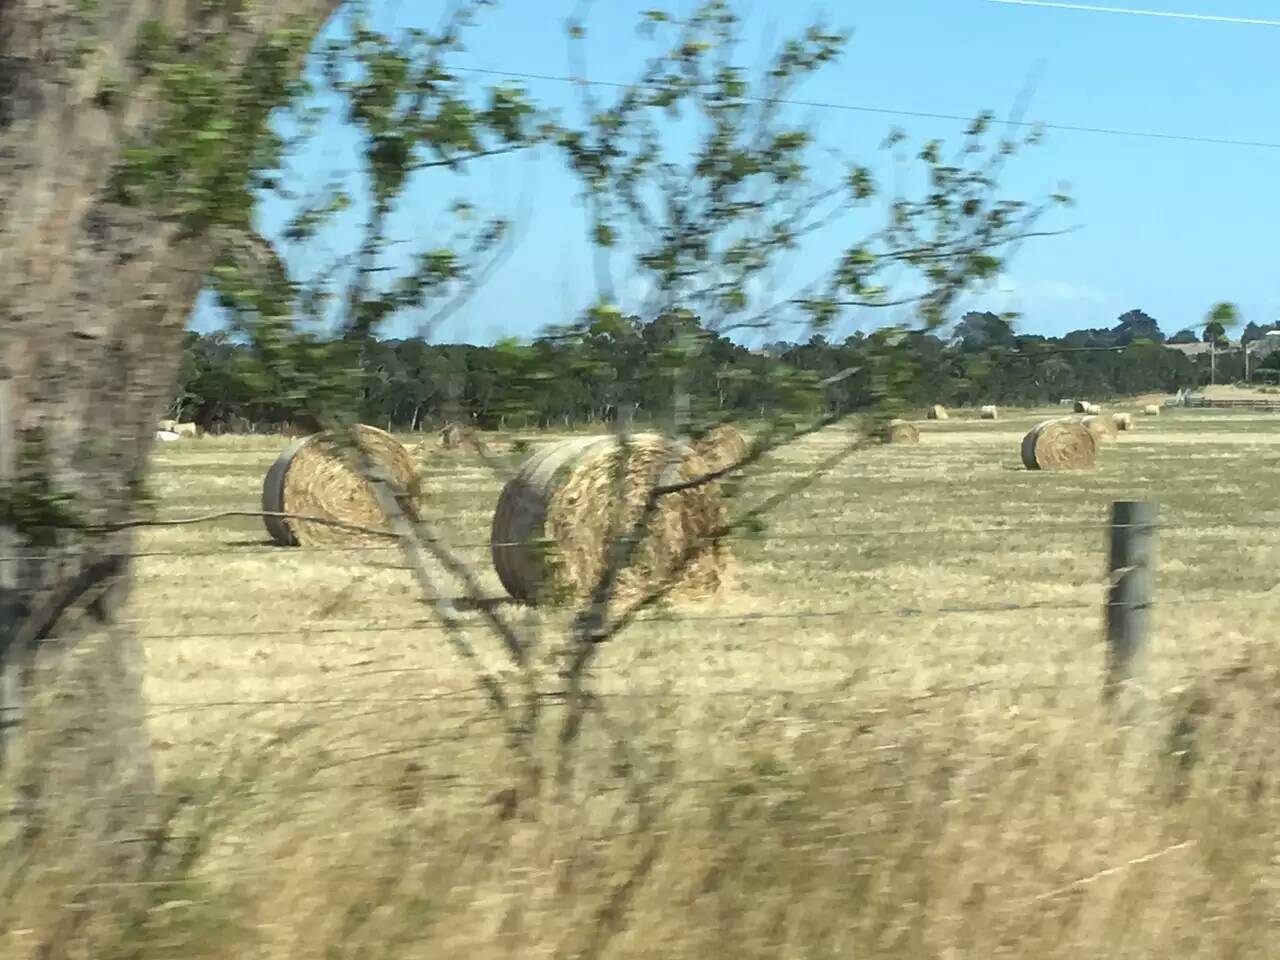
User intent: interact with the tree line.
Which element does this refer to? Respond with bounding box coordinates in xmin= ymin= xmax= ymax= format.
xmin=173 ymin=307 xmax=1278 ymax=433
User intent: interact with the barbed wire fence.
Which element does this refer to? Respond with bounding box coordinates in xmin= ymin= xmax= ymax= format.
xmin=5 ymin=489 xmax=1280 ymax=946
xmin=6 ymin=500 xmax=1272 ymax=732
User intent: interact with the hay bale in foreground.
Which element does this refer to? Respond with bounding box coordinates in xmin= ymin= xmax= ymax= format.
xmin=1113 ymin=412 xmax=1134 ymax=432
xmin=1021 ymin=419 xmax=1097 ymax=471
xmin=490 ymin=434 xmax=728 ymax=605
xmin=261 ymin=425 xmax=421 ymax=547
xmin=690 ymin=424 xmax=749 ymax=475
xmin=1081 ymin=414 xmax=1117 ymax=442
xmin=880 ymin=420 xmax=921 ymax=445
xmin=927 ymin=404 xmax=948 ymax=420
xmin=980 ymin=405 xmax=999 ymax=420
xmin=175 ymin=422 xmax=202 ymax=438
xmin=1143 ymin=404 xmax=1161 ymax=416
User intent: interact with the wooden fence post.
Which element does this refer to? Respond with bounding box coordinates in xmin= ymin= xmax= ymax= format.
xmin=1103 ymin=500 xmax=1158 ymax=713
xmin=0 ymin=376 xmax=19 ymax=761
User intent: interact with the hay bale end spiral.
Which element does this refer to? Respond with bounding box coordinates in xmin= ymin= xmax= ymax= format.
xmin=261 ymin=425 xmax=421 ymax=547
xmin=1021 ymin=418 xmax=1097 ymax=471
xmin=490 ymin=434 xmax=728 ymax=605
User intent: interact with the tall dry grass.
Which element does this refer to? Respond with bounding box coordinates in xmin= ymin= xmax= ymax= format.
xmin=6 ymin=658 xmax=1278 ymax=959
xmin=4 ymin=411 xmax=1280 ymax=957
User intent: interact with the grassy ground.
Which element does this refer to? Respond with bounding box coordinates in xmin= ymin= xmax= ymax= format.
xmin=12 ymin=406 xmax=1280 ymax=958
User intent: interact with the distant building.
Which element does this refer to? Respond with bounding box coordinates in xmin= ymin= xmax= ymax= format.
xmin=1165 ymin=340 xmax=1239 ymax=358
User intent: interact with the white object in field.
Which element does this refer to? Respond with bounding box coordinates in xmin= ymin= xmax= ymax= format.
xmin=155 ymin=430 xmax=181 ymax=442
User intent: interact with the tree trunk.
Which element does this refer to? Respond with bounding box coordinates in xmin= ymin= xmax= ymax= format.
xmin=0 ymin=1 xmax=342 ymax=954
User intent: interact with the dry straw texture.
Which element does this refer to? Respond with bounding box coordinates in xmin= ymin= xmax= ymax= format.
xmin=1081 ymin=414 xmax=1117 ymax=442
xmin=1021 ymin=418 xmax=1098 ymax=470
xmin=927 ymin=404 xmax=948 ymax=420
xmin=1113 ymin=412 xmax=1134 ymax=432
xmin=261 ymin=425 xmax=421 ymax=547
xmin=690 ymin=423 xmax=749 ymax=475
xmin=1144 ymin=404 xmax=1162 ymax=416
xmin=490 ymin=433 xmax=728 ymax=604
xmin=980 ymin=405 xmax=999 ymax=420
xmin=880 ymin=420 xmax=921 ymax=444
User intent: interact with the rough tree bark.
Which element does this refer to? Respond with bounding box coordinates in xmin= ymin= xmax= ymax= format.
xmin=0 ymin=1 xmax=341 ymax=953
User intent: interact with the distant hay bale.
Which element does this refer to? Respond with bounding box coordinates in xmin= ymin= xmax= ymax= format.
xmin=1087 ymin=402 xmax=1102 ymax=416
xmin=980 ymin=405 xmax=999 ymax=420
xmin=1081 ymin=414 xmax=1117 ymax=442
xmin=690 ymin=424 xmax=749 ymax=475
xmin=154 ymin=430 xmax=180 ymax=443
xmin=174 ymin=422 xmax=202 ymax=438
xmin=880 ymin=420 xmax=921 ymax=445
xmin=261 ymin=425 xmax=421 ymax=547
xmin=490 ymin=434 xmax=728 ymax=605
xmin=158 ymin=419 xmax=177 ymax=433
xmin=1113 ymin=412 xmax=1134 ymax=432
xmin=1074 ymin=400 xmax=1101 ymax=415
xmin=439 ymin=422 xmax=464 ymax=449
xmin=1073 ymin=399 xmax=1088 ymax=414
xmin=927 ymin=404 xmax=948 ymax=420
xmin=1143 ymin=404 xmax=1161 ymax=416
xmin=1021 ymin=418 xmax=1097 ymax=471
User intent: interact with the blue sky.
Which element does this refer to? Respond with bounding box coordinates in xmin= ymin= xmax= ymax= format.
xmin=192 ymin=0 xmax=1280 ymax=344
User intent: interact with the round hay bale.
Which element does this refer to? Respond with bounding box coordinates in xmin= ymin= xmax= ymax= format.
xmin=154 ymin=430 xmax=180 ymax=443
xmin=927 ymin=404 xmax=948 ymax=421
xmin=490 ymin=434 xmax=728 ymax=605
xmin=1081 ymin=414 xmax=1117 ymax=442
xmin=1087 ymin=402 xmax=1102 ymax=416
xmin=1073 ymin=399 xmax=1089 ymax=414
xmin=880 ymin=420 xmax=921 ymax=444
xmin=261 ymin=425 xmax=421 ymax=547
xmin=1021 ymin=418 xmax=1097 ymax=471
xmin=1113 ymin=412 xmax=1134 ymax=432
xmin=1143 ymin=404 xmax=1161 ymax=417
xmin=175 ymin=422 xmax=202 ymax=438
xmin=980 ymin=405 xmax=999 ymax=421
xmin=158 ymin=419 xmax=177 ymax=433
xmin=690 ymin=424 xmax=748 ymax=475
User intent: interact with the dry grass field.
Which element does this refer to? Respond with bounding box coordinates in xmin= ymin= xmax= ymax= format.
xmin=12 ymin=406 xmax=1280 ymax=958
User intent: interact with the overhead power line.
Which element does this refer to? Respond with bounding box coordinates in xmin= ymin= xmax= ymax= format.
xmin=987 ymin=0 xmax=1280 ymax=28
xmin=452 ymin=65 xmax=1280 ymax=151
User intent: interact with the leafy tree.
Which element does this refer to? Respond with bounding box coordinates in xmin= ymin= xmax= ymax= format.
xmin=953 ymin=311 xmax=1017 ymax=352
xmin=1204 ymin=302 xmax=1239 ymax=345
xmin=1112 ymin=308 xmax=1164 ymax=345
